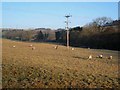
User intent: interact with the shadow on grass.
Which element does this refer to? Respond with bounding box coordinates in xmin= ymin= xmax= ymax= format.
xmin=72 ymin=56 xmax=87 ymax=60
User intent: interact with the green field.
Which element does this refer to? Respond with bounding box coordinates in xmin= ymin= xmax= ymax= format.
xmin=2 ymin=39 xmax=119 ymax=88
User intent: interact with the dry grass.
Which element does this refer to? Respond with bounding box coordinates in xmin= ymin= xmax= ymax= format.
xmin=2 ymin=39 xmax=119 ymax=88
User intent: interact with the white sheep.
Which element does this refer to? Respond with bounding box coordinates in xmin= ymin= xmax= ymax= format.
xmin=88 ymin=47 xmax=90 ymax=49
xmin=108 ymin=56 xmax=112 ymax=59
xmin=13 ymin=45 xmax=16 ymax=48
xmin=99 ymin=54 xmax=103 ymax=59
xmin=29 ymin=44 xmax=33 ymax=47
xmin=32 ymin=47 xmax=35 ymax=50
xmin=54 ymin=45 xmax=58 ymax=49
xmin=88 ymin=55 xmax=92 ymax=60
xmin=71 ymin=48 xmax=74 ymax=50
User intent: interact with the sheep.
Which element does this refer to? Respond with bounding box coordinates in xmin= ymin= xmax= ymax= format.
xmin=97 ymin=54 xmax=103 ymax=59
xmin=108 ymin=56 xmax=112 ymax=59
xmin=54 ymin=45 xmax=58 ymax=49
xmin=29 ymin=44 xmax=33 ymax=47
xmin=32 ymin=47 xmax=35 ymax=50
xmin=88 ymin=55 xmax=92 ymax=60
xmin=71 ymin=48 xmax=74 ymax=50
xmin=88 ymin=47 xmax=90 ymax=49
xmin=13 ymin=45 xmax=16 ymax=48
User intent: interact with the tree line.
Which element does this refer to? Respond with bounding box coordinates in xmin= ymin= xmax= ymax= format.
xmin=55 ymin=17 xmax=120 ymax=50
xmin=2 ymin=29 xmax=55 ymax=42
xmin=2 ymin=17 xmax=120 ymax=50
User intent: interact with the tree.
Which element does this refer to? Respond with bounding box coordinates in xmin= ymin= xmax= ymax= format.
xmin=25 ymin=31 xmax=33 ymax=41
xmin=93 ymin=17 xmax=113 ymax=32
xmin=83 ymin=22 xmax=99 ymax=33
xmin=44 ymin=33 xmax=49 ymax=40
xmin=35 ymin=31 xmax=44 ymax=41
xmin=93 ymin=17 xmax=112 ymax=26
xmin=55 ymin=31 xmax=61 ymax=41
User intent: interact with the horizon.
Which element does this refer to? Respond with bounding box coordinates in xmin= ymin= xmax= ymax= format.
xmin=2 ymin=2 xmax=118 ymax=29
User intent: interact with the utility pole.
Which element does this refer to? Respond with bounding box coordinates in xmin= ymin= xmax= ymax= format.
xmin=65 ymin=15 xmax=72 ymax=48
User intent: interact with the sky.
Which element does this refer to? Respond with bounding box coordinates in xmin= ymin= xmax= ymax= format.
xmin=1 ymin=0 xmax=120 ymax=2
xmin=2 ymin=2 xmax=118 ymax=29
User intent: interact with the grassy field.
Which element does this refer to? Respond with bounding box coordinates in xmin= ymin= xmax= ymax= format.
xmin=2 ymin=39 xmax=119 ymax=88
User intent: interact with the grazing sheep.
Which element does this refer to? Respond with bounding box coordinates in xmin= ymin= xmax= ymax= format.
xmin=99 ymin=54 xmax=103 ymax=59
xmin=71 ymin=48 xmax=74 ymax=50
xmin=29 ymin=44 xmax=33 ymax=47
xmin=32 ymin=47 xmax=35 ymax=50
xmin=88 ymin=47 xmax=90 ymax=49
xmin=54 ymin=45 xmax=58 ymax=49
xmin=88 ymin=55 xmax=92 ymax=60
xmin=108 ymin=56 xmax=112 ymax=59
xmin=13 ymin=45 xmax=16 ymax=48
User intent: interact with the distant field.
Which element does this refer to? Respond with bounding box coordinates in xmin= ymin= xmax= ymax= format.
xmin=2 ymin=39 xmax=119 ymax=88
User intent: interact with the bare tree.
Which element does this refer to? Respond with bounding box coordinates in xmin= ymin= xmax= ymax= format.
xmin=93 ymin=17 xmax=112 ymax=26
xmin=93 ymin=17 xmax=113 ymax=32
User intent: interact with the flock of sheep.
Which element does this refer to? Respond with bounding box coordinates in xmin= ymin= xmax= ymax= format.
xmin=54 ymin=45 xmax=113 ymax=60
xmin=88 ymin=54 xmax=113 ymax=60
xmin=12 ymin=44 xmax=113 ymax=60
xmin=12 ymin=44 xmax=36 ymax=50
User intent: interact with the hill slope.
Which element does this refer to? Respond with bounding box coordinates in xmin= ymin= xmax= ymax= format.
xmin=2 ymin=39 xmax=119 ymax=88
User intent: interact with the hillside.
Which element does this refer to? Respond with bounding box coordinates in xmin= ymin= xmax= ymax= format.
xmin=2 ymin=39 xmax=119 ymax=88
